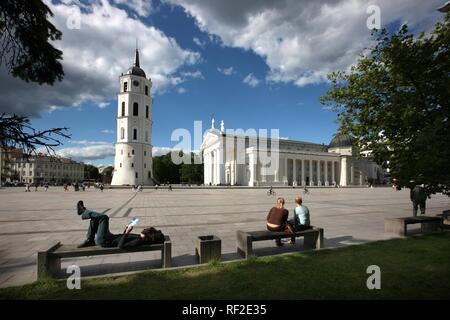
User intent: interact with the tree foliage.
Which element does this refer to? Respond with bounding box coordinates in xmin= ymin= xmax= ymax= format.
xmin=152 ymin=152 xmax=203 ymax=184
xmin=320 ymin=14 xmax=450 ymax=196
xmin=84 ymin=164 xmax=100 ymax=181
xmin=0 ymin=0 xmax=64 ymax=85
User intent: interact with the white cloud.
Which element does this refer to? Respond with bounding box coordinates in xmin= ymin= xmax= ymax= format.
xmin=243 ymin=73 xmax=260 ymax=87
xmin=193 ymin=37 xmax=206 ymax=47
xmin=177 ymin=87 xmax=187 ymax=94
xmin=152 ymin=146 xmax=174 ymax=156
xmin=180 ymin=70 xmax=204 ymax=79
xmin=97 ymin=102 xmax=110 ymax=109
xmin=56 ymin=143 xmax=115 ymax=161
xmin=71 ymin=140 xmax=111 ymax=145
xmin=101 ymin=129 xmax=114 ymax=134
xmin=217 ymin=66 xmax=235 ymax=75
xmin=167 ymin=0 xmax=443 ymax=87
xmin=112 ymin=0 xmax=153 ymax=17
xmin=0 ymin=0 xmax=200 ymax=116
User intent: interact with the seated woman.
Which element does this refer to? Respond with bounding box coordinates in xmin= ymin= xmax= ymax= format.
xmin=288 ymin=196 xmax=311 ymax=244
xmin=266 ymin=197 xmax=293 ymax=246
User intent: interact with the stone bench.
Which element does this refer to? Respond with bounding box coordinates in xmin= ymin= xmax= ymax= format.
xmin=236 ymin=227 xmax=324 ymax=259
xmin=384 ymin=216 xmax=443 ymax=237
xmin=37 ymin=235 xmax=172 ymax=279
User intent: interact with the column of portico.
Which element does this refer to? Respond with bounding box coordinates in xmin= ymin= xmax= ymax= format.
xmin=293 ymin=158 xmax=297 ymax=186
xmin=324 ymin=161 xmax=329 ymax=186
xmin=249 ymin=152 xmax=257 ymax=187
xmin=309 ymin=159 xmax=313 ymax=186
xmin=301 ymin=159 xmax=305 ymax=186
xmin=284 ymin=157 xmax=288 ymax=185
xmin=204 ymin=152 xmax=209 ymax=185
xmin=332 ymin=160 xmax=336 ymax=185
xmin=340 ymin=157 xmax=347 ymax=186
xmin=317 ymin=160 xmax=321 ymax=186
xmin=350 ymin=162 xmax=354 ymax=185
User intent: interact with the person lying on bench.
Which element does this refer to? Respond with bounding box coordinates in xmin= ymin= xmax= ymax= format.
xmin=77 ymin=200 xmax=112 ymax=248
xmin=76 ymin=200 xmax=164 ymax=248
xmin=266 ymin=197 xmax=294 ymax=247
xmin=288 ymin=196 xmax=312 ymax=244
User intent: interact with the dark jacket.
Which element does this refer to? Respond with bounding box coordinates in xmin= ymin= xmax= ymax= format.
xmin=266 ymin=207 xmax=289 ymax=226
xmin=410 ymin=185 xmax=427 ymax=202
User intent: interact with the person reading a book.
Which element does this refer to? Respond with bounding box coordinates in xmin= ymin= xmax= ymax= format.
xmin=76 ymin=201 xmax=164 ymax=248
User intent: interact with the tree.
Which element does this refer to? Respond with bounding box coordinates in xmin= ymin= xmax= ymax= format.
xmin=0 ymin=114 xmax=70 ymax=155
xmin=84 ymin=164 xmax=100 ymax=181
xmin=152 ymin=152 xmax=181 ymax=184
xmin=0 ymin=0 xmax=64 ymax=85
xmin=320 ymin=14 xmax=450 ymax=196
xmin=180 ymin=153 xmax=204 ymax=184
xmin=101 ymin=166 xmax=114 ymax=184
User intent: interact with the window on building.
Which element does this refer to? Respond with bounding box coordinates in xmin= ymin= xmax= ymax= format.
xmin=121 ymin=149 xmax=123 ymax=155
xmin=144 ymin=151 xmax=146 ymax=156
xmin=148 ymin=171 xmax=151 ymax=178
xmin=132 ymin=149 xmax=134 ymax=155
xmin=120 ymin=163 xmax=122 ymax=168
xmin=124 ymin=82 xmax=128 ymax=92
xmin=120 ymin=127 xmax=125 ymax=140
xmin=145 ymin=85 xmax=148 ymax=95
xmin=133 ymin=129 xmax=137 ymax=140
xmin=121 ymin=102 xmax=125 ymax=116
xmin=145 ymin=131 xmax=148 ymax=142
xmin=136 ymin=172 xmax=138 ymax=178
xmin=131 ymin=163 xmax=134 ymax=168
xmin=144 ymin=164 xmax=146 ymax=168
xmin=146 ymin=105 xmax=149 ymax=118
xmin=133 ymin=103 xmax=138 ymax=116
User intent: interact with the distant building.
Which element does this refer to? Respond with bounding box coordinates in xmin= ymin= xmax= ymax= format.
xmin=1 ymin=149 xmax=84 ymax=184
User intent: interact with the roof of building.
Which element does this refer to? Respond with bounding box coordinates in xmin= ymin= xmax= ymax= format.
xmin=127 ymin=49 xmax=146 ymax=78
xmin=329 ymin=132 xmax=355 ymax=148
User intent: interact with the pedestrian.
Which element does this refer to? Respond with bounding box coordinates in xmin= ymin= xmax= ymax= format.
xmin=100 ymin=184 xmax=104 ymax=192
xmin=410 ymin=184 xmax=429 ymax=217
xmin=44 ymin=183 xmax=49 ymax=192
xmin=168 ymin=184 xmax=173 ymax=191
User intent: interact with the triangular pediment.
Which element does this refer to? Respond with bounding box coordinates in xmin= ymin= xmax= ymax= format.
xmin=201 ymin=130 xmax=221 ymax=150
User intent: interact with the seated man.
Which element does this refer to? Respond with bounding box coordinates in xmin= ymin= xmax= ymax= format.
xmin=266 ymin=197 xmax=293 ymax=246
xmin=76 ymin=200 xmax=164 ymax=248
xmin=288 ymin=196 xmax=311 ymax=244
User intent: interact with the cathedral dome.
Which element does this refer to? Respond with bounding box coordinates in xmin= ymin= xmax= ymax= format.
xmin=329 ymin=132 xmax=355 ymax=148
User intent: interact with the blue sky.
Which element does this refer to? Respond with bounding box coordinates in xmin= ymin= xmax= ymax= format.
xmin=1 ymin=0 xmax=444 ymax=166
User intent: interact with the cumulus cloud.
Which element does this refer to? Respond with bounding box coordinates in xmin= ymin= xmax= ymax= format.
xmin=177 ymin=87 xmax=187 ymax=94
xmin=167 ymin=0 xmax=443 ymax=87
xmin=180 ymin=70 xmax=204 ymax=79
xmin=56 ymin=141 xmax=115 ymax=161
xmin=101 ymin=129 xmax=114 ymax=134
xmin=217 ymin=66 xmax=235 ymax=75
xmin=112 ymin=0 xmax=153 ymax=17
xmin=152 ymin=146 xmax=174 ymax=156
xmin=0 ymin=0 xmax=200 ymax=117
xmin=243 ymin=73 xmax=260 ymax=87
xmin=193 ymin=37 xmax=206 ymax=47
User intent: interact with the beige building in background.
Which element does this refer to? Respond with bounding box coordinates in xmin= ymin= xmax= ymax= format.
xmin=1 ymin=149 xmax=84 ymax=184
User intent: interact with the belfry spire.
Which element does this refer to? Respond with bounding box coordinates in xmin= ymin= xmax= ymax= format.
xmin=134 ymin=39 xmax=140 ymax=67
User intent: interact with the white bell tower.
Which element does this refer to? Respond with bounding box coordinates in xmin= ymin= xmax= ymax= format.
xmin=111 ymin=48 xmax=153 ymax=186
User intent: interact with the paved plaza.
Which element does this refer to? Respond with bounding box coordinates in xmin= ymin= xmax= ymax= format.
xmin=0 ymin=186 xmax=449 ymax=288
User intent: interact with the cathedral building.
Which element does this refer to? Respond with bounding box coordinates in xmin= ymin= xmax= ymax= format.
xmin=201 ymin=118 xmax=387 ymax=187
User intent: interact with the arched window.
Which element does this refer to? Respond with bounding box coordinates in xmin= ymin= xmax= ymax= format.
xmin=121 ymin=102 xmax=125 ymax=116
xmin=120 ymin=127 xmax=125 ymax=140
xmin=131 ymin=149 xmax=134 ymax=155
xmin=145 ymin=131 xmax=148 ymax=142
xmin=146 ymin=105 xmax=149 ymax=118
xmin=133 ymin=103 xmax=138 ymax=116
xmin=123 ymin=82 xmax=128 ymax=92
xmin=133 ymin=128 xmax=137 ymax=140
xmin=145 ymin=86 xmax=148 ymax=95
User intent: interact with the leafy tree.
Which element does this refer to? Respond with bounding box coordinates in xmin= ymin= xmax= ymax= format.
xmin=152 ymin=152 xmax=181 ymax=184
xmin=0 ymin=0 xmax=64 ymax=84
xmin=180 ymin=153 xmax=204 ymax=184
xmin=84 ymin=164 xmax=100 ymax=180
xmin=101 ymin=166 xmax=114 ymax=184
xmin=320 ymin=14 xmax=450 ymax=196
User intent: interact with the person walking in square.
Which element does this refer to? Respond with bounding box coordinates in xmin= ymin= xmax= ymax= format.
xmin=410 ymin=184 xmax=429 ymax=216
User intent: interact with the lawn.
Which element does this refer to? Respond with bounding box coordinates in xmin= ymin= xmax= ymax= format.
xmin=1 ymin=233 xmax=450 ymax=299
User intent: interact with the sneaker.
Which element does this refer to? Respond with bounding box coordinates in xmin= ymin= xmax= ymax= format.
xmin=77 ymin=240 xmax=95 ymax=248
